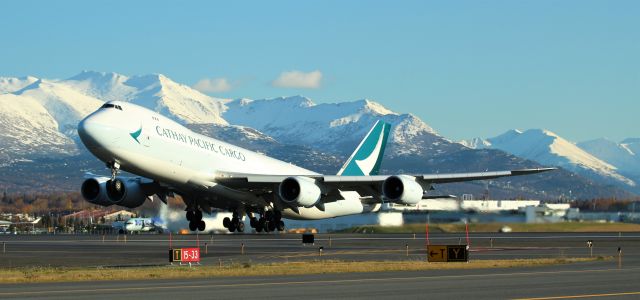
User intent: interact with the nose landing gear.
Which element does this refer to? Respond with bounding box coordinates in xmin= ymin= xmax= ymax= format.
xmin=107 ymin=161 xmax=120 ymax=181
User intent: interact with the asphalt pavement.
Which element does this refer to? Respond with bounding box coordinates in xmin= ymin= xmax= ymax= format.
xmin=0 ymin=232 xmax=638 ymax=299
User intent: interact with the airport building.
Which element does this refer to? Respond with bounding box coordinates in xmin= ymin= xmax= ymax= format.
xmin=287 ymin=199 xmax=573 ymax=233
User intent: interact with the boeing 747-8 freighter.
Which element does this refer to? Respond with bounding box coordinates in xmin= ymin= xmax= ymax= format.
xmin=78 ymin=101 xmax=554 ymax=232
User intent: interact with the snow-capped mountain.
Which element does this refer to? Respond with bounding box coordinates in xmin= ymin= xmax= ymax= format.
xmin=223 ymin=96 xmax=442 ymax=156
xmin=459 ymin=137 xmax=492 ymax=149
xmin=0 ymin=71 xmax=636 ymax=199
xmin=0 ymin=76 xmax=39 ymax=94
xmin=622 ymin=138 xmax=640 ymax=156
xmin=578 ymin=138 xmax=640 ymax=180
xmin=461 ymin=129 xmax=637 ymax=189
xmin=0 ymin=78 xmax=103 ymax=163
xmin=0 ymin=71 xmax=229 ymax=165
xmin=64 ymin=71 xmax=228 ymax=125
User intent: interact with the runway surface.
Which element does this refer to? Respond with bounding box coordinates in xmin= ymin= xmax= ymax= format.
xmin=1 ymin=232 xmax=639 ymax=299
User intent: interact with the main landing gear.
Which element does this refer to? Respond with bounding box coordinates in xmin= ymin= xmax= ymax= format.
xmin=222 ymin=210 xmax=285 ymax=233
xmin=186 ymin=210 xmax=206 ymax=231
xmin=222 ymin=211 xmax=245 ymax=233
xmin=251 ymin=211 xmax=285 ymax=233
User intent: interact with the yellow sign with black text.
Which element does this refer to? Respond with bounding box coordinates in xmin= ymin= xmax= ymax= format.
xmin=427 ymin=245 xmax=448 ymax=262
xmin=427 ymin=245 xmax=469 ymax=262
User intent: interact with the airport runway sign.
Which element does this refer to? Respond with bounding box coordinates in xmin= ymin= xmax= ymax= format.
xmin=169 ymin=248 xmax=200 ymax=263
xmin=428 ymin=245 xmax=448 ymax=262
xmin=428 ymin=245 xmax=468 ymax=262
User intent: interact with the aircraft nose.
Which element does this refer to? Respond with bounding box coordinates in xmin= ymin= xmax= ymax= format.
xmin=78 ymin=114 xmax=119 ymax=151
xmin=78 ymin=116 xmax=102 ymax=149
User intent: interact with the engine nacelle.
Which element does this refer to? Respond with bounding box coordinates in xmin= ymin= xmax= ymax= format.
xmin=278 ymin=176 xmax=322 ymax=208
xmin=81 ymin=177 xmax=113 ymax=206
xmin=382 ymin=175 xmax=424 ymax=205
xmin=105 ymin=178 xmax=148 ymax=209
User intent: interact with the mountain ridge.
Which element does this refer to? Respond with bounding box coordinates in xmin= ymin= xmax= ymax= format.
xmin=461 ymin=129 xmax=639 ymax=193
xmin=0 ymin=71 xmax=636 ymax=200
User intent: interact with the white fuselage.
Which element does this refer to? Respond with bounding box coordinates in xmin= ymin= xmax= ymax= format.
xmin=123 ymin=218 xmax=155 ymax=232
xmin=79 ymin=101 xmax=368 ymax=220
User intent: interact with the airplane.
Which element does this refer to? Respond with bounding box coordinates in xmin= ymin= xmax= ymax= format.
xmin=112 ymin=217 xmax=163 ymax=234
xmin=0 ymin=217 xmax=42 ymax=233
xmin=78 ymin=101 xmax=555 ymax=233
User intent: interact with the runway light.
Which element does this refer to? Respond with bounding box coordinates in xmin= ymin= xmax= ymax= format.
xmin=618 ymin=247 xmax=623 ymax=269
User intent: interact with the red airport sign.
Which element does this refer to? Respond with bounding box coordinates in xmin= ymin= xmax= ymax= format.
xmin=169 ymin=248 xmax=200 ymax=263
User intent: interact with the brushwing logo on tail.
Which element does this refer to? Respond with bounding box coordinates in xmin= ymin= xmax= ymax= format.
xmin=355 ymin=128 xmax=385 ymax=175
xmin=337 ymin=121 xmax=390 ymax=176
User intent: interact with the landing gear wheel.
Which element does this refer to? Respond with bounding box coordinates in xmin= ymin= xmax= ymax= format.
xmin=277 ymin=220 xmax=285 ymax=231
xmin=189 ymin=221 xmax=197 ymax=231
xmin=268 ymin=221 xmax=276 ymax=232
xmin=194 ymin=210 xmax=203 ymax=221
xmin=186 ymin=211 xmax=194 ymax=222
xmin=228 ymin=222 xmax=237 ymax=232
xmin=249 ymin=218 xmax=257 ymax=228
xmin=265 ymin=211 xmax=274 ymax=221
xmin=274 ymin=210 xmax=282 ymax=221
xmin=237 ymin=221 xmax=245 ymax=233
xmin=223 ymin=217 xmax=231 ymax=228
xmin=255 ymin=223 xmax=263 ymax=232
xmin=197 ymin=220 xmax=206 ymax=231
xmin=259 ymin=218 xmax=268 ymax=232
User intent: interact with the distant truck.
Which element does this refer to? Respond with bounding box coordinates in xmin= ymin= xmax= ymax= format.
xmin=112 ymin=218 xmax=163 ymax=234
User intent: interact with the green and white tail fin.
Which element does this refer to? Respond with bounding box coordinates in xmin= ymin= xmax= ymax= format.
xmin=337 ymin=120 xmax=391 ymax=176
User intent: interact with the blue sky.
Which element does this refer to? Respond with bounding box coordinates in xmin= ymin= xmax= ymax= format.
xmin=1 ymin=1 xmax=638 ymax=142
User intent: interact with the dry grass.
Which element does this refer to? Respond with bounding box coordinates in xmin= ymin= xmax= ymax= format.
xmin=0 ymin=257 xmax=608 ymax=284
xmin=343 ymin=222 xmax=640 ymax=234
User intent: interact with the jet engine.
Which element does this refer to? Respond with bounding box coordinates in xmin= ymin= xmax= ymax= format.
xmin=80 ymin=177 xmax=113 ymax=206
xmin=105 ymin=178 xmax=148 ymax=208
xmin=382 ymin=175 xmax=423 ymax=205
xmin=278 ymin=176 xmax=322 ymax=208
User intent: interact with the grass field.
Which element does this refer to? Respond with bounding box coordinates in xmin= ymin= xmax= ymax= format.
xmin=338 ymin=222 xmax=640 ymax=234
xmin=0 ymin=257 xmax=608 ymax=284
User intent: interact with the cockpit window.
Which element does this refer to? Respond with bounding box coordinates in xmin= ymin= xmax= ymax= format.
xmin=101 ymin=103 xmax=123 ymax=110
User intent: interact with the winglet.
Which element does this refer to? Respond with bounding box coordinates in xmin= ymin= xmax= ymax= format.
xmin=337 ymin=120 xmax=391 ymax=176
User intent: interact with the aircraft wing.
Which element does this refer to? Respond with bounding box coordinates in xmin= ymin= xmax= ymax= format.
xmin=216 ymin=167 xmax=557 ymax=196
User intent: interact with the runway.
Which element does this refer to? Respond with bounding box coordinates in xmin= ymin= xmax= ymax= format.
xmin=1 ymin=232 xmax=637 ymax=267
xmin=1 ymin=264 xmax=639 ymax=299
xmin=1 ymin=232 xmax=639 ymax=299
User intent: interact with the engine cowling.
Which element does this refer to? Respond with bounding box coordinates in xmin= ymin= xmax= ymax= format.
xmin=278 ymin=176 xmax=322 ymax=208
xmin=105 ymin=178 xmax=147 ymax=209
xmin=382 ymin=175 xmax=423 ymax=205
xmin=81 ymin=177 xmax=113 ymax=206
